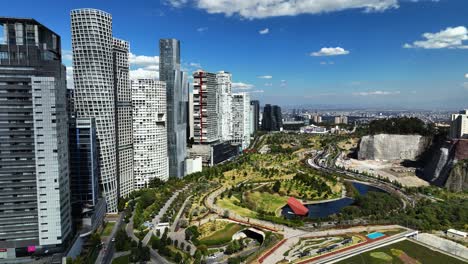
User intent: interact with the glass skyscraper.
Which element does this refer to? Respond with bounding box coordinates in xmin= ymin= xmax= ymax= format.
xmin=159 ymin=39 xmax=187 ymax=178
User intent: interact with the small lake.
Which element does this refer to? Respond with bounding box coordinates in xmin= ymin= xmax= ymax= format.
xmin=281 ymin=182 xmax=384 ymax=219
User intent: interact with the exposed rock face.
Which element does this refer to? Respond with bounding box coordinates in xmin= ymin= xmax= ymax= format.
xmin=358 ymin=134 xmax=431 ymax=161
xmin=424 ymin=140 xmax=468 ymax=192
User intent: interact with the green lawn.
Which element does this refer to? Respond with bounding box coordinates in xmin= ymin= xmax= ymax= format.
xmin=199 ymin=223 xmax=245 ymax=246
xmin=335 ymin=239 xmax=466 ymax=264
xmin=245 ymin=191 xmax=288 ymax=214
xmin=217 ymin=196 xmax=257 ymax=218
xmin=112 ymin=255 xmax=129 ymax=264
xmin=102 ymin=222 xmax=115 ymax=236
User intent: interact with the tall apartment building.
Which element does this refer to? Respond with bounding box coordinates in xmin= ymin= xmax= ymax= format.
xmin=262 ymin=104 xmax=282 ymax=131
xmin=188 ymin=92 xmax=194 ymax=140
xmin=113 ymin=38 xmax=134 ymax=197
xmin=193 ymin=70 xmax=218 ymax=144
xmin=71 ymin=9 xmax=133 ymax=212
xmin=132 ymin=79 xmax=169 ymax=188
xmin=0 ymin=17 xmax=71 ymax=257
xmin=232 ymin=93 xmax=251 ymax=149
xmin=216 ymin=71 xmax=232 ymax=141
xmin=159 ymin=39 xmax=187 ymax=178
xmin=250 ymin=100 xmax=260 ymax=133
xmin=450 ymin=110 xmax=468 ymax=139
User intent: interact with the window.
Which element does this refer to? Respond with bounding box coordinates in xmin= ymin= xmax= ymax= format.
xmin=0 ymin=24 xmax=5 ymax=45
xmin=0 ymin=52 xmax=8 ymax=60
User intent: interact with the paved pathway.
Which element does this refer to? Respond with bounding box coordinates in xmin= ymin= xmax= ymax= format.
xmin=141 ymin=187 xmax=188 ymax=246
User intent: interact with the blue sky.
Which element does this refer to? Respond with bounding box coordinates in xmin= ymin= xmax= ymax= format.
xmin=2 ymin=0 xmax=467 ymax=109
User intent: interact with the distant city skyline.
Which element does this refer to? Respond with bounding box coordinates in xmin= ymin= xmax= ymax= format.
xmin=2 ymin=0 xmax=467 ymax=108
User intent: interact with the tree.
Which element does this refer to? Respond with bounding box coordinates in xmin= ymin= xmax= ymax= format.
xmin=272 ymin=180 xmax=281 ymax=193
xmin=174 ymin=252 xmax=183 ymax=263
xmin=115 ymin=229 xmax=130 ymax=251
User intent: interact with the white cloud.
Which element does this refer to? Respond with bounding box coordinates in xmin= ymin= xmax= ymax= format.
xmin=320 ymin=61 xmax=335 ymax=65
xmin=62 ymin=50 xmax=73 ymax=62
xmin=189 ymin=62 xmax=202 ymax=68
xmin=129 ymin=53 xmax=159 ymax=67
xmin=168 ymin=0 xmax=400 ymax=19
xmin=403 ymin=26 xmax=468 ymax=49
xmin=232 ymin=82 xmax=254 ymax=89
xmin=129 ymin=53 xmax=159 ymax=80
xmin=166 ymin=0 xmax=188 ymax=8
xmin=465 ymin=73 xmax=468 ymax=78
xmin=353 ymin=90 xmax=401 ymax=96
xmin=66 ymin=67 xmax=74 ymax=89
xmin=259 ymin=28 xmax=269 ymax=34
xmin=463 ymin=82 xmax=468 ymax=90
xmin=130 ymin=68 xmax=159 ymax=80
xmin=280 ymin=80 xmax=287 ymax=87
xmin=249 ymin=90 xmax=264 ymax=93
xmin=264 ymin=83 xmax=273 ymax=87
xmin=258 ymin=75 xmax=272 ymax=79
xmin=311 ymin=47 xmax=350 ymax=56
xmin=197 ymin=27 xmax=208 ymax=32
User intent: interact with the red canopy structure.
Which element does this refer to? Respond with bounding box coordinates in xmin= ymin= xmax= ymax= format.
xmin=287 ymin=197 xmax=309 ymax=216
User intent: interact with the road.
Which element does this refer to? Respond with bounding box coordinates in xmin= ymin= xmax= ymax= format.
xmin=308 ymin=149 xmax=414 ymax=208
xmin=95 ymin=213 xmax=124 ymax=264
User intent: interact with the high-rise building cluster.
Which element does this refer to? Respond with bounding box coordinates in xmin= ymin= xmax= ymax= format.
xmin=0 ymin=8 xmax=272 ymax=259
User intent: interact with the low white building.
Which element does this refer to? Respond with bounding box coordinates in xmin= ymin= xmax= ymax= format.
xmin=186 ymin=157 xmax=203 ymax=175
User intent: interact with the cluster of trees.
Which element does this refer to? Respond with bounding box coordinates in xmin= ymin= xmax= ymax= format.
xmin=224 ymin=239 xmax=245 ymax=254
xmin=364 ymin=117 xmax=436 ymax=136
xmin=151 ymin=228 xmax=192 ymax=263
xmin=391 ymin=197 xmax=468 ymax=231
xmin=340 ymin=191 xmax=401 ymax=220
xmin=293 ymin=172 xmax=333 ymax=197
xmin=114 ymin=229 xmax=149 ymax=262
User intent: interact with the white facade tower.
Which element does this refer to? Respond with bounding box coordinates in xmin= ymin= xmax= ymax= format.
xmin=113 ymin=38 xmax=134 ymax=197
xmin=72 ymin=9 xmax=134 ymax=212
xmin=132 ymin=80 xmax=169 ymax=188
xmin=216 ymin=71 xmax=232 ymax=141
xmin=232 ymin=93 xmax=251 ymax=150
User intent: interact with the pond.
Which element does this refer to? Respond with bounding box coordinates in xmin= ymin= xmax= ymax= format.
xmin=281 ymin=182 xmax=384 ymax=219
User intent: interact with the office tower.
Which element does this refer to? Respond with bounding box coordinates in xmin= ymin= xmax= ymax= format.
xmin=0 ymin=17 xmax=71 ymax=255
xmin=132 ymin=79 xmax=169 ymax=188
xmin=232 ymin=93 xmax=251 ymax=149
xmin=159 ymin=39 xmax=187 ymax=178
xmin=250 ymin=104 xmax=255 ymax=135
xmin=193 ymin=70 xmax=218 ymax=144
xmin=261 ymin=104 xmax=282 ymax=131
xmin=216 ymin=71 xmax=232 ymax=141
xmin=69 ymin=118 xmax=106 ymax=234
xmin=250 ymin=100 xmax=260 ymax=133
xmin=450 ymin=110 xmax=468 ymax=139
xmin=72 ymin=9 xmax=134 ymax=212
xmin=273 ymin=105 xmax=283 ymax=130
xmin=188 ymin=92 xmax=194 ymax=140
xmin=113 ymin=38 xmax=134 ymax=197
